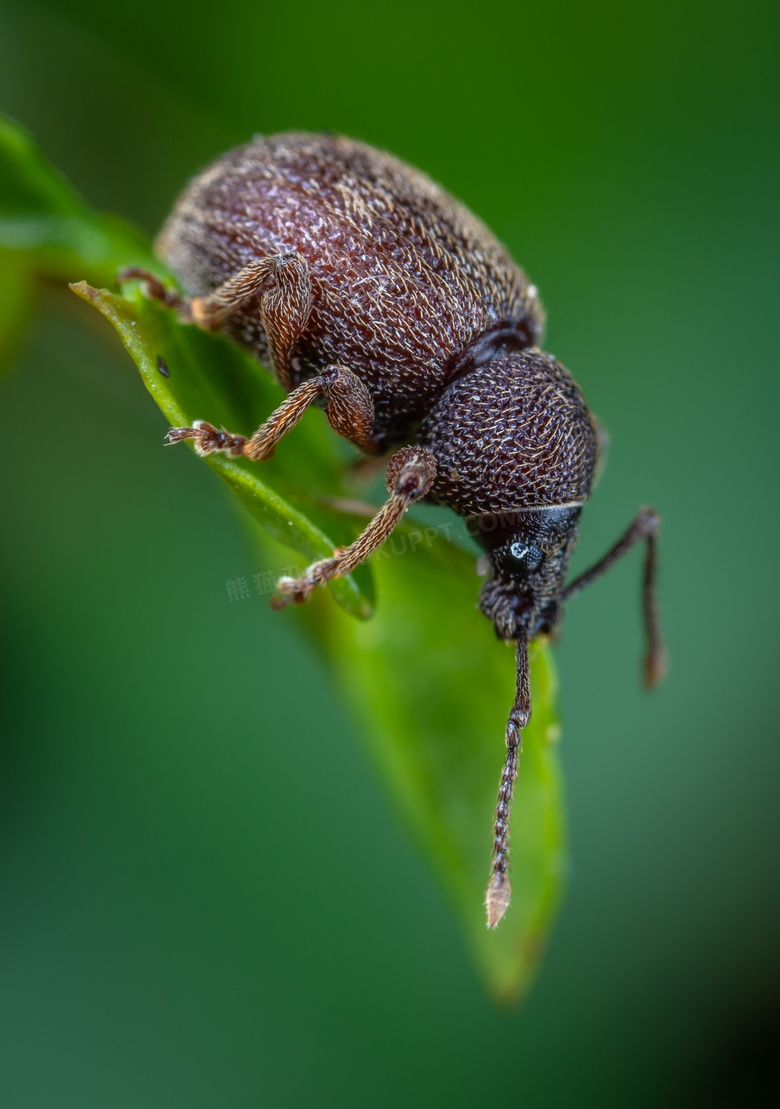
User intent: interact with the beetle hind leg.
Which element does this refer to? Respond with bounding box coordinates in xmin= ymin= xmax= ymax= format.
xmin=271 ymin=446 xmax=437 ymax=607
xmin=563 ymin=506 xmax=666 ymax=688
xmin=119 ymin=251 xmax=312 ymax=390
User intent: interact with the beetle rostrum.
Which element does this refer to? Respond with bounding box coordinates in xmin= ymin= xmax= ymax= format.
xmin=121 ymin=132 xmax=665 ymax=929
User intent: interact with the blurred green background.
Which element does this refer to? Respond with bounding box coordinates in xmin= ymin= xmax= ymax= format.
xmin=1 ymin=1 xmax=778 ymax=1105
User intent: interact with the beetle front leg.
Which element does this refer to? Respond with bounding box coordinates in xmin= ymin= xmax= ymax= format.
xmin=563 ymin=506 xmax=665 ymax=688
xmin=271 ymin=446 xmax=437 ymax=607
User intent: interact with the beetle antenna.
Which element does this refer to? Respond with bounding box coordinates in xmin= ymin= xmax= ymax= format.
xmin=486 ymin=631 xmax=531 ymax=928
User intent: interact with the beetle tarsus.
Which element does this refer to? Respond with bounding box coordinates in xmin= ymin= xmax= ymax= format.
xmin=117 ymin=266 xmax=192 ymax=319
xmin=643 ymin=643 xmax=668 ymax=690
xmin=166 ymin=420 xmax=248 ymax=458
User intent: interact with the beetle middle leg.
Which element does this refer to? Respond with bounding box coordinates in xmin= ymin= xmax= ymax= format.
xmin=166 ymin=363 xmax=378 ymax=459
xmin=271 ymin=446 xmax=437 ymax=607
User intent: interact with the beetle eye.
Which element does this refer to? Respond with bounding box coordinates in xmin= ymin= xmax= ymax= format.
xmin=497 ymin=541 xmax=544 ymax=575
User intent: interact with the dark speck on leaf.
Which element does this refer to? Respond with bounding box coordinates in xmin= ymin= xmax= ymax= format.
xmin=156 ymin=354 xmax=170 ymax=378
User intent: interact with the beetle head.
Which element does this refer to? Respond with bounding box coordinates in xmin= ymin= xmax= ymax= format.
xmin=475 ymin=506 xmax=582 ymax=641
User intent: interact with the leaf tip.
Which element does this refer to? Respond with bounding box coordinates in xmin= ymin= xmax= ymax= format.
xmin=68 ymin=279 xmax=97 ymax=303
xmin=485 ymin=873 xmax=511 ymax=929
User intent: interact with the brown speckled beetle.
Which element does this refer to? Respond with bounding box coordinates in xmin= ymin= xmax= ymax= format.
xmin=123 ymin=132 xmax=665 ymax=928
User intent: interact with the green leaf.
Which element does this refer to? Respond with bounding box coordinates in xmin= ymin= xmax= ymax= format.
xmin=0 ymin=110 xmax=566 ymax=1003
xmin=313 ymin=531 xmax=565 ymax=1003
xmin=0 ymin=253 xmax=35 ymax=378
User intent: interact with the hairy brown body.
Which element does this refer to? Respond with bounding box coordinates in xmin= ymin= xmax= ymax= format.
xmin=156 ymin=133 xmax=544 ymax=446
xmin=139 ymin=131 xmax=663 ymax=929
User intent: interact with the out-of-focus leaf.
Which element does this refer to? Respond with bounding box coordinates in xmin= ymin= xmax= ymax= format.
xmin=0 ymin=110 xmax=566 ymax=1002
xmin=0 ymin=113 xmax=154 ymax=283
xmin=0 ymin=253 xmax=35 ymax=378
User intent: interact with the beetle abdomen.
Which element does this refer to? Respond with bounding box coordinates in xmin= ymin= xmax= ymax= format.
xmin=156 ymin=132 xmax=543 ymax=440
xmin=419 ymin=350 xmax=599 ymax=514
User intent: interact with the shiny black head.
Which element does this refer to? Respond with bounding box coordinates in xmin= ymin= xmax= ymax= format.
xmin=474 ymin=506 xmax=583 ymax=641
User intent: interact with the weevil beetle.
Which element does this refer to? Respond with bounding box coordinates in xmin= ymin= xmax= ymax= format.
xmin=121 ymin=132 xmax=665 ymax=928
